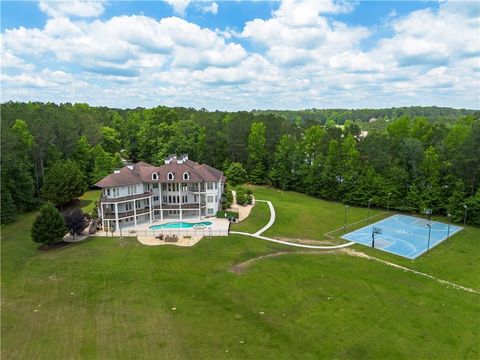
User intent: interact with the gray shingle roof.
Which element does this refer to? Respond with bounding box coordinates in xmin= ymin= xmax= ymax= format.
xmin=95 ymin=158 xmax=224 ymax=187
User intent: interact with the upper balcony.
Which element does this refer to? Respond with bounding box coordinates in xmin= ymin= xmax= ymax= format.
xmin=100 ymin=190 xmax=153 ymax=203
xmin=153 ymin=202 xmax=206 ymax=209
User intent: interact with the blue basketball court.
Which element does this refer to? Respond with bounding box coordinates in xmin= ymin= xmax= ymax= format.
xmin=341 ymin=214 xmax=463 ymax=259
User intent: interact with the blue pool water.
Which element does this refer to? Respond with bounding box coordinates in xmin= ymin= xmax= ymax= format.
xmin=149 ymin=221 xmax=212 ymax=230
xmin=341 ymin=214 xmax=463 ymax=260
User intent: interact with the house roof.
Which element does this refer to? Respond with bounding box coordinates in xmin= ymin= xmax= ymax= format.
xmin=95 ymin=157 xmax=224 ymax=187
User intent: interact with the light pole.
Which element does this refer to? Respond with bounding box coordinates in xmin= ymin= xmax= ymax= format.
xmin=426 ymin=223 xmax=432 ymax=252
xmin=447 ymin=213 xmax=451 ymax=239
xmin=367 ymin=198 xmax=372 ymax=224
xmin=387 ymin=192 xmax=392 ymax=212
xmin=464 ymin=204 xmax=468 ymax=225
xmin=344 ymin=205 xmax=349 ymax=232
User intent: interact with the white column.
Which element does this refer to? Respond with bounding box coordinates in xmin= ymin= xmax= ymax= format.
xmin=198 ymin=182 xmax=201 ymax=220
xmin=159 ymin=183 xmax=163 ymax=220
xmin=149 ymin=196 xmax=152 ymax=224
xmin=179 ymin=183 xmax=182 ymax=220
xmin=133 ymin=200 xmax=137 ymax=228
xmin=115 ymin=203 xmax=119 ymax=232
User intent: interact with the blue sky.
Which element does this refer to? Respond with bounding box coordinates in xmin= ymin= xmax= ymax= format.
xmin=1 ymin=1 xmax=479 ymax=110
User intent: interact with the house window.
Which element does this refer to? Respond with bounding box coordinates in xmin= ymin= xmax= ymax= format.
xmin=168 ymin=172 xmax=174 ymax=180
xmin=214 ymin=182 xmax=217 ymax=189
xmin=207 ymin=196 xmax=213 ymax=203
xmin=153 ymin=196 xmax=159 ymax=201
xmin=152 ymin=173 xmax=158 ymax=180
xmin=162 ymin=183 xmax=167 ymax=191
xmin=207 ymin=182 xmax=213 ymax=190
xmin=207 ymin=208 xmax=214 ymax=215
xmin=183 ymin=172 xmax=189 ymax=180
xmin=107 ymin=189 xmax=111 ymax=196
xmin=153 ymin=183 xmax=158 ymax=189
xmin=215 ymin=196 xmax=218 ymax=203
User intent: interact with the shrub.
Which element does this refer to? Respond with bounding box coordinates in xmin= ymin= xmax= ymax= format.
xmin=236 ymin=188 xmax=247 ymax=205
xmin=31 ymin=203 xmax=67 ymax=246
xmin=63 ymin=208 xmax=86 ymax=238
xmin=246 ymin=194 xmax=253 ymax=205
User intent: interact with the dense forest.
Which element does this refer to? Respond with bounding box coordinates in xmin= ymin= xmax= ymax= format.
xmin=1 ymin=101 xmax=479 ymax=225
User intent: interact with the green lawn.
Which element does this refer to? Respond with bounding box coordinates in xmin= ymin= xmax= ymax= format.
xmin=79 ymin=189 xmax=101 ymax=214
xmin=243 ymin=185 xmax=388 ymax=241
xmin=2 ymin=186 xmax=479 ymax=359
xmin=231 ymin=201 xmax=270 ymax=234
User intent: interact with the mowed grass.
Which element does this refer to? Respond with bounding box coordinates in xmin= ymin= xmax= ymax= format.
xmin=1 ymin=187 xmax=479 ymax=359
xmin=231 ymin=201 xmax=270 ymax=234
xmin=237 ymin=185 xmax=480 ymax=289
xmin=244 ymin=185 xmax=387 ymax=241
xmin=78 ymin=189 xmax=101 ymax=213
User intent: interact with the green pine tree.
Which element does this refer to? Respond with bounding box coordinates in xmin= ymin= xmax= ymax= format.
xmin=31 ymin=203 xmax=67 ymax=245
xmin=41 ymin=160 xmax=87 ymax=207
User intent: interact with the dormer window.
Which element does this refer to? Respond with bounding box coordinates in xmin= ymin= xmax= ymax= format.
xmin=167 ymin=172 xmax=174 ymax=181
xmin=152 ymin=172 xmax=158 ymax=181
xmin=183 ymin=172 xmax=190 ymax=180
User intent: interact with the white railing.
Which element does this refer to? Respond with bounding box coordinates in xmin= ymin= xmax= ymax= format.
xmin=99 ymin=227 xmax=229 ymax=238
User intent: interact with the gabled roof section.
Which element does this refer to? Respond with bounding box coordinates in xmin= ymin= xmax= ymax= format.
xmin=95 ymin=166 xmax=141 ymax=187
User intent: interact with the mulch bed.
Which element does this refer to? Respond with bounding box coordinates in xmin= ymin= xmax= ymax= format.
xmin=39 ymin=241 xmax=72 ymax=251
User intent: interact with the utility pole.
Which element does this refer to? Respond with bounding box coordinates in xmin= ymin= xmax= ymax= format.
xmin=344 ymin=205 xmax=349 ymax=232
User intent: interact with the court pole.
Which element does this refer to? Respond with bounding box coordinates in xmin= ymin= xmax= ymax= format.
xmin=344 ymin=205 xmax=349 ymax=232
xmin=427 ymin=224 xmax=432 ymax=252
xmin=463 ymin=205 xmax=468 ymax=225
xmin=447 ymin=213 xmax=451 ymax=239
xmin=387 ymin=192 xmax=391 ymax=212
xmin=367 ymin=198 xmax=372 ymax=224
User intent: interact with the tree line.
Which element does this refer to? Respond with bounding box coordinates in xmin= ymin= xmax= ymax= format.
xmin=1 ymin=101 xmax=479 ymax=225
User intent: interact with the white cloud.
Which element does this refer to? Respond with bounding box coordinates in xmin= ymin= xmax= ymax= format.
xmin=202 ymin=2 xmax=218 ymax=15
xmin=39 ymin=1 xmax=105 ymax=18
xmin=1 ymin=0 xmax=479 ymax=110
xmin=164 ymin=0 xmax=191 ymax=16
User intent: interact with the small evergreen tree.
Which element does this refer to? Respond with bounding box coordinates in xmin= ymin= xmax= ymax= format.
xmin=31 ymin=203 xmax=67 ymax=246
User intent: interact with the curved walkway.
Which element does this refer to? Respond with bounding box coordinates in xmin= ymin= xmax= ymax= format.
xmin=230 ymin=199 xmax=355 ymax=250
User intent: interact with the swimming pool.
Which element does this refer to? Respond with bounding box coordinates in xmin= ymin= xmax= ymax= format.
xmin=149 ymin=221 xmax=212 ymax=230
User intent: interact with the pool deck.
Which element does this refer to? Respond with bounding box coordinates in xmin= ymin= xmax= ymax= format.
xmin=95 ymin=217 xmax=230 ymax=237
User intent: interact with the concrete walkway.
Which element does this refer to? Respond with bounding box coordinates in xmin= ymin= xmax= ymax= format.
xmin=253 ymin=200 xmax=276 ymax=236
xmin=230 ymin=199 xmax=355 ymax=250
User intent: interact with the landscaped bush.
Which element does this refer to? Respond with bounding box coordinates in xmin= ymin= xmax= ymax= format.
xmin=236 ymin=188 xmax=247 ymax=205
xmin=63 ymin=208 xmax=86 ymax=239
xmin=225 ymin=190 xmax=234 ymax=208
xmin=216 ymin=210 xmax=239 ymax=219
xmin=246 ymin=194 xmax=253 ymax=205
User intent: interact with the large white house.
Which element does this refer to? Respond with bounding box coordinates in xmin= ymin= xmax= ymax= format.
xmin=95 ymin=154 xmax=225 ymax=231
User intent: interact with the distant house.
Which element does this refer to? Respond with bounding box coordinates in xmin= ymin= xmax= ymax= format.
xmin=95 ymin=154 xmax=225 ymax=231
xmin=358 ymin=130 xmax=369 ymax=139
